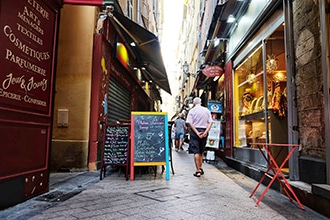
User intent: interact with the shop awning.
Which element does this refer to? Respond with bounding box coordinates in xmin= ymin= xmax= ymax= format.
xmin=110 ymin=11 xmax=171 ymax=95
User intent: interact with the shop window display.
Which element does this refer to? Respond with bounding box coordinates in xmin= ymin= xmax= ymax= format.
xmin=234 ymin=25 xmax=288 ymax=157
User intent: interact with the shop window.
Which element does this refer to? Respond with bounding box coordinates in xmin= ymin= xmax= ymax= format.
xmin=233 ymin=24 xmax=287 ymax=154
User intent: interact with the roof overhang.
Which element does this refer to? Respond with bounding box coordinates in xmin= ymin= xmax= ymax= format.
xmin=109 ymin=11 xmax=171 ymax=95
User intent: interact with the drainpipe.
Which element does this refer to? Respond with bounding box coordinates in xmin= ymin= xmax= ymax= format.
xmin=283 ymin=0 xmax=299 ymax=180
xmin=88 ymin=35 xmax=102 ymax=171
xmin=137 ymin=0 xmax=141 ymax=24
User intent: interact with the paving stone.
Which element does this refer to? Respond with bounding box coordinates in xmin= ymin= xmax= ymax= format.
xmin=0 ymin=143 xmax=328 ymax=220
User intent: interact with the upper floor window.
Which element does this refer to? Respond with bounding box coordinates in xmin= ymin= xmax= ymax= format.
xmin=127 ymin=0 xmax=133 ymax=19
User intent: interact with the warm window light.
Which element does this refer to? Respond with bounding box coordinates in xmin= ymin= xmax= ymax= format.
xmin=246 ymin=73 xmax=256 ymax=84
xmin=266 ymin=39 xmax=278 ymax=72
xmin=272 ymin=71 xmax=286 ymax=81
xmin=266 ymin=54 xmax=278 ymax=71
xmin=227 ymin=14 xmax=235 ymax=23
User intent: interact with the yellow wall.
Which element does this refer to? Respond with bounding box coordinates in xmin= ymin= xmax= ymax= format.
xmin=51 ymin=5 xmax=97 ymax=171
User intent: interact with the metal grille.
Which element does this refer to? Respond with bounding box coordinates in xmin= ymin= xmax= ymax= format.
xmin=107 ymin=76 xmax=131 ymax=123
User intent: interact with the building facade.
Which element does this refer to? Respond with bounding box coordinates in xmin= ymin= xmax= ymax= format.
xmin=0 ymin=0 xmax=169 ymax=209
xmin=179 ymin=0 xmax=330 ymax=216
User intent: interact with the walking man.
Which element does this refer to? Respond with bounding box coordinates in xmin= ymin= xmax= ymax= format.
xmin=186 ymin=97 xmax=213 ymax=177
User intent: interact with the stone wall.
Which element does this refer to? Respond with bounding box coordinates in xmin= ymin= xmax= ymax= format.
xmin=293 ymin=0 xmax=326 ymax=159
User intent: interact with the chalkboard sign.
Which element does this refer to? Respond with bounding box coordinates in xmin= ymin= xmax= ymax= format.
xmin=130 ymin=112 xmax=170 ymax=180
xmin=133 ymin=115 xmax=166 ymax=162
xmin=100 ymin=124 xmax=130 ymax=180
xmin=104 ymin=124 xmax=129 ymax=164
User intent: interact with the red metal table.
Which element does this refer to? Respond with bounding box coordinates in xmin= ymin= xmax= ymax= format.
xmin=250 ymin=143 xmax=305 ymax=210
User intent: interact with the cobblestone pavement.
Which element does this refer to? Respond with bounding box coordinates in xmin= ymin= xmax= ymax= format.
xmin=1 ymin=143 xmax=329 ymax=220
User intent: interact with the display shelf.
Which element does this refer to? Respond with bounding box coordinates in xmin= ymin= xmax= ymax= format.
xmin=239 ymin=111 xmax=265 ymax=121
xmin=238 ymin=110 xmax=288 ymax=167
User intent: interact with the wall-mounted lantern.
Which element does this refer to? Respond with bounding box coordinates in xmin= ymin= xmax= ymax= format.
xmin=182 ymin=61 xmax=190 ymax=77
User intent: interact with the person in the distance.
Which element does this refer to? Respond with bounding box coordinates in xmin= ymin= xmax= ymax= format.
xmin=174 ymin=113 xmax=187 ymax=152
